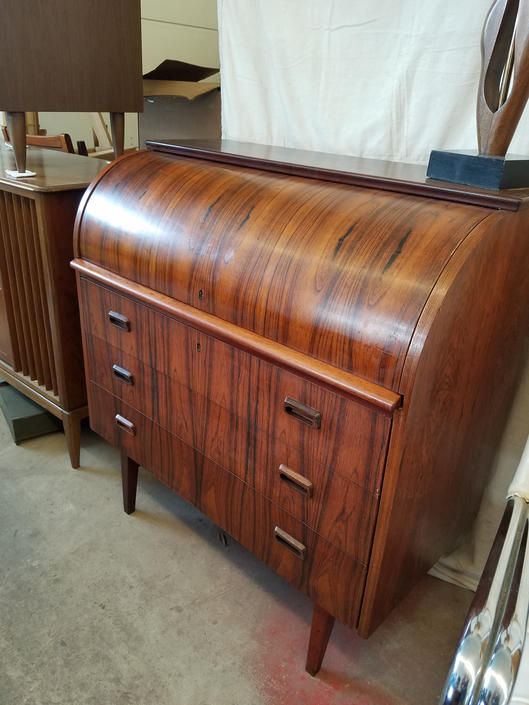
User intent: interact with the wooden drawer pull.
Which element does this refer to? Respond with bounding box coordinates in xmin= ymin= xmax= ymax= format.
xmin=112 ymin=364 xmax=134 ymax=385
xmin=274 ymin=526 xmax=306 ymax=559
xmin=115 ymin=414 xmax=136 ymax=436
xmin=108 ymin=310 xmax=131 ymax=331
xmin=279 ymin=464 xmax=314 ymax=497
xmin=283 ymin=397 xmax=321 ymax=428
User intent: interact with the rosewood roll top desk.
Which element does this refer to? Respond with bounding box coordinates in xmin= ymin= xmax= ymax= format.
xmin=71 ymin=139 xmax=529 ymax=673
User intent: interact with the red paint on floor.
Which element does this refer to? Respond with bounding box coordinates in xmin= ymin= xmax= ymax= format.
xmin=249 ymin=602 xmax=402 ymax=705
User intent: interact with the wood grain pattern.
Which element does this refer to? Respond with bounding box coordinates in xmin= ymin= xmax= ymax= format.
xmin=0 ymin=152 xmax=105 ymax=466
xmin=86 ymin=357 xmax=379 ymax=562
xmin=358 ymin=205 xmax=529 ymax=636
xmin=146 ymin=138 xmax=529 ymax=210
xmin=74 ymin=139 xmax=529 ymax=671
xmin=80 ymin=278 xmax=392 ymax=493
xmin=0 ymin=0 xmax=142 ymax=113
xmin=0 ymin=147 xmax=106 ymax=194
xmin=0 ymin=194 xmax=22 ymax=370
xmin=305 ymin=604 xmax=335 ymax=676
xmin=72 ymin=260 xmax=400 ymax=413
xmin=0 ymin=267 xmax=14 ymax=366
xmin=75 ymin=150 xmax=493 ymax=391
xmin=0 ymin=191 xmax=40 ymax=381
xmin=88 ymin=382 xmax=367 ymax=628
xmin=477 ymin=0 xmax=529 ymax=156
xmin=37 ymin=190 xmax=88 ymax=410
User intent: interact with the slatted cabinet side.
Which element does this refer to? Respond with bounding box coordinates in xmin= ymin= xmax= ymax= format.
xmin=0 ymin=266 xmax=14 ymax=366
xmin=0 ymin=190 xmax=57 ymax=393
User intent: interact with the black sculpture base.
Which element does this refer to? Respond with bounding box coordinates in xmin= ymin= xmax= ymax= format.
xmin=426 ymin=150 xmax=529 ymax=190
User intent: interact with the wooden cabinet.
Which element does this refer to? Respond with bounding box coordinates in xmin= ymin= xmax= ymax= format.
xmin=72 ymin=139 xmax=529 ymax=673
xmin=0 ymin=147 xmax=105 ymax=466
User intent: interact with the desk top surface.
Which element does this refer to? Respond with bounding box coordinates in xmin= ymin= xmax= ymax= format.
xmin=0 ymin=146 xmax=107 ymax=193
xmin=147 ymin=138 xmax=529 ymax=212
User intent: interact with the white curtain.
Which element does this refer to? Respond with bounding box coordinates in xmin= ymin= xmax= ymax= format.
xmin=219 ymin=0 xmax=529 ymax=163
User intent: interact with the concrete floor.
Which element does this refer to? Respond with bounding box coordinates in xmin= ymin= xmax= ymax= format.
xmin=0 ymin=413 xmax=474 ymax=705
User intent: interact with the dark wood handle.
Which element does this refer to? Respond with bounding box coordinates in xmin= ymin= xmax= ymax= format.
xmin=283 ymin=397 xmax=321 ymax=428
xmin=477 ymin=0 xmax=529 ymax=156
xmin=274 ymin=526 xmax=306 ymax=559
xmin=112 ymin=364 xmax=134 ymax=385
xmin=115 ymin=414 xmax=136 ymax=436
xmin=108 ymin=310 xmax=131 ymax=331
xmin=279 ymin=464 xmax=314 ymax=497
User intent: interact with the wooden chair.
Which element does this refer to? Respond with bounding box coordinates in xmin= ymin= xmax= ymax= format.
xmin=2 ymin=125 xmax=75 ymax=153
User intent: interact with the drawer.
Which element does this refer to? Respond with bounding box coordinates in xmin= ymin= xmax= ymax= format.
xmin=86 ymin=336 xmax=379 ymax=561
xmin=81 ymin=277 xmax=391 ymax=492
xmin=88 ymin=383 xmax=367 ymax=628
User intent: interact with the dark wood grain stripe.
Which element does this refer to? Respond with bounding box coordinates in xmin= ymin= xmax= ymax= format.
xmin=73 ymin=261 xmax=401 ymax=414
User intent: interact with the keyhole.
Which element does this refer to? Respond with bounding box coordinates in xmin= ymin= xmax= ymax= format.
xmin=196 ymin=342 xmax=201 ymax=352
xmin=198 ymin=289 xmax=204 ymax=300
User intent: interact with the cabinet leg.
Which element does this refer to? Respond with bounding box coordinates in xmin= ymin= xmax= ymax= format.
xmin=6 ymin=111 xmax=27 ymax=173
xmin=62 ymin=411 xmax=82 ymax=469
xmin=121 ymin=448 xmax=139 ymax=514
xmin=305 ymin=603 xmax=335 ymax=676
xmin=110 ymin=112 xmax=125 ymax=159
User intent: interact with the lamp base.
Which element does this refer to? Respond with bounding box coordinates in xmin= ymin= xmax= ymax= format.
xmin=426 ymin=150 xmax=529 ymax=190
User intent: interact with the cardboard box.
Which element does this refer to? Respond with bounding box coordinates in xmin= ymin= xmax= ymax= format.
xmin=139 ymin=59 xmax=220 ymax=147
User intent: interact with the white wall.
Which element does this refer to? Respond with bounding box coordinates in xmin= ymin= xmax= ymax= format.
xmin=142 ymin=0 xmax=219 ymax=73
xmin=6 ymin=0 xmax=219 ymax=150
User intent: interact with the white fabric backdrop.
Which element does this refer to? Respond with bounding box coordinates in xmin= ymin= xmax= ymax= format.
xmin=218 ymin=1 xmax=529 ymax=698
xmin=219 ymin=0 xmax=529 ymax=162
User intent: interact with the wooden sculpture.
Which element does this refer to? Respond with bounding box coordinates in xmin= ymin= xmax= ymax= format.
xmin=428 ymin=0 xmax=529 ymax=188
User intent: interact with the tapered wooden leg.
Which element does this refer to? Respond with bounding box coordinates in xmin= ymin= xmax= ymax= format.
xmin=305 ymin=603 xmax=335 ymax=676
xmin=6 ymin=111 xmax=27 ymax=173
xmin=62 ymin=410 xmax=82 ymax=469
xmin=121 ymin=447 xmax=139 ymax=514
xmin=110 ymin=111 xmax=125 ymax=159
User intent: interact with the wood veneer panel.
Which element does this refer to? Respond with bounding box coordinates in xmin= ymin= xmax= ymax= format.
xmin=86 ymin=340 xmax=379 ymax=560
xmin=0 ymin=148 xmax=107 ymax=194
xmin=0 ymin=193 xmax=22 ymax=371
xmin=74 ymin=262 xmax=399 ymax=412
xmin=16 ymin=197 xmax=44 ymax=385
xmin=74 ymin=139 xmax=529 ymax=667
xmin=37 ymin=192 xmax=87 ymax=410
xmin=146 ymin=138 xmax=529 ymax=210
xmin=75 ymin=150 xmax=490 ymax=390
xmin=20 ymin=198 xmax=46 ymax=387
xmin=2 ymin=193 xmax=35 ymax=378
xmin=358 ymin=207 xmax=529 ymax=636
xmin=0 ymin=153 xmax=105 ymax=467
xmin=0 ymin=267 xmax=14 ymax=366
xmin=0 ymin=0 xmax=142 ymax=113
xmin=88 ymin=382 xmax=367 ymax=627
xmin=80 ymin=278 xmax=391 ymax=492
xmin=28 ymin=202 xmax=55 ymax=392
xmin=0 ymin=200 xmax=17 ymax=368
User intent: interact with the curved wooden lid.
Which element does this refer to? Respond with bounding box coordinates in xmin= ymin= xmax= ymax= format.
xmin=75 ymin=148 xmax=492 ymax=391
